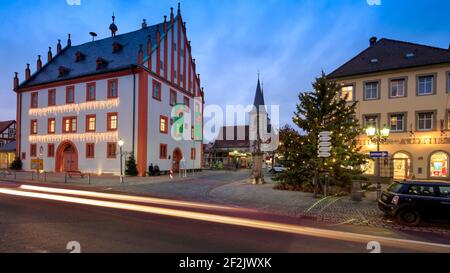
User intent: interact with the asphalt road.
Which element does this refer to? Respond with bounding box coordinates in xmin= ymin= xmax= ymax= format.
xmin=0 ymin=183 xmax=449 ymax=253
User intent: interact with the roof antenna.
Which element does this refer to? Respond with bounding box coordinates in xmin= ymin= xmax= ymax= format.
xmin=89 ymin=32 xmax=98 ymax=41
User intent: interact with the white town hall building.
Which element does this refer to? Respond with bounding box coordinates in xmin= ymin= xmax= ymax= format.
xmin=13 ymin=4 xmax=204 ymax=176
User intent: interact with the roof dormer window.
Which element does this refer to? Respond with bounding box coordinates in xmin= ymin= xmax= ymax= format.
xmin=112 ymin=42 xmax=123 ymax=53
xmin=406 ymin=52 xmax=415 ymax=58
xmin=58 ymin=66 xmax=69 ymax=77
xmin=370 ymin=58 xmax=379 ymax=63
xmin=75 ymin=51 xmax=86 ymax=62
xmin=96 ymin=57 xmax=108 ymax=70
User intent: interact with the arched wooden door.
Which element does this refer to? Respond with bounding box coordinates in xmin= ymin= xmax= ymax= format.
xmin=56 ymin=141 xmax=78 ymax=172
xmin=172 ymin=148 xmax=182 ymax=173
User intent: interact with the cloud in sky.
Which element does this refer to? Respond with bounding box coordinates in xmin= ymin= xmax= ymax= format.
xmin=0 ymin=0 xmax=449 ymax=127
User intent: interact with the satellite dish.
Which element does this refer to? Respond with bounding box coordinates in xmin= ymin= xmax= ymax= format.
xmin=89 ymin=32 xmax=98 ymax=41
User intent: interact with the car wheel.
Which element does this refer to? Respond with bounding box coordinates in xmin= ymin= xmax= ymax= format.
xmin=396 ymin=208 xmax=421 ymax=227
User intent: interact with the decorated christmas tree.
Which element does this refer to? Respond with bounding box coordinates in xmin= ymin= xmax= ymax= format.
xmin=285 ymin=72 xmax=367 ymax=187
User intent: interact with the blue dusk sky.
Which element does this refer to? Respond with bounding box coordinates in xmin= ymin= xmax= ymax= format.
xmin=0 ymin=0 xmax=449 ymax=127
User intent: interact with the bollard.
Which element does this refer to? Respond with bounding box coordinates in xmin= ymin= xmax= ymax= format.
xmin=65 ymin=172 xmax=68 ymax=184
xmin=44 ymin=172 xmax=47 ymax=182
xmin=31 ymin=172 xmax=34 ymax=181
xmin=88 ymin=173 xmax=91 ymax=185
xmin=37 ymin=171 xmax=40 ymax=182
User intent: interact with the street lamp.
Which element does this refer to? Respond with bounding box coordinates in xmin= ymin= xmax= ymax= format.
xmin=118 ymin=139 xmax=124 ymax=184
xmin=365 ymin=124 xmax=390 ymax=200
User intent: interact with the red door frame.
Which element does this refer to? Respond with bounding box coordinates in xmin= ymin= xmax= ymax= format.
xmin=172 ymin=148 xmax=182 ymax=173
xmin=55 ymin=140 xmax=79 ymax=172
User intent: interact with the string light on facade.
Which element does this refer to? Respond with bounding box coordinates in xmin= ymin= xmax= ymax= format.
xmin=29 ymin=98 xmax=120 ymax=117
xmin=29 ymin=131 xmax=119 ymax=144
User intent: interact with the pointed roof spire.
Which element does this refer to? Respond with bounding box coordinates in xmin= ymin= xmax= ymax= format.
xmin=177 ymin=2 xmax=181 ymax=15
xmin=253 ymin=75 xmax=265 ymax=111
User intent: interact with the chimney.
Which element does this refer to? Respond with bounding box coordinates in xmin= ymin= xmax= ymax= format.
xmin=37 ymin=55 xmax=42 ymax=71
xmin=370 ymin=36 xmax=377 ymax=46
xmin=138 ymin=44 xmax=143 ymax=65
xmin=57 ymin=40 xmax=62 ymax=54
xmin=13 ymin=72 xmax=19 ymax=89
xmin=67 ymin=33 xmax=72 ymax=47
xmin=48 ymin=47 xmax=53 ymax=62
xmin=142 ymin=19 xmax=147 ymax=29
xmin=25 ymin=64 xmax=31 ymax=80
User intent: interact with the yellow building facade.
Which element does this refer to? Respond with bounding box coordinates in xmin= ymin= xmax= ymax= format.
xmin=329 ymin=38 xmax=450 ymax=180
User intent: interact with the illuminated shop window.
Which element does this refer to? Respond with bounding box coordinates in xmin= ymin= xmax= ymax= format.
xmin=430 ymin=152 xmax=448 ymax=178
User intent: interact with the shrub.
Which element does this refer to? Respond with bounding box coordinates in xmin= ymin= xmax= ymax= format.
xmin=9 ymin=157 xmax=22 ymax=170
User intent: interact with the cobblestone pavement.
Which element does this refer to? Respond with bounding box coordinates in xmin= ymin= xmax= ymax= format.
xmin=208 ymin=179 xmax=450 ymax=236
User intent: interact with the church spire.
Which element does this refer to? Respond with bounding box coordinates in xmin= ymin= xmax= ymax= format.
xmin=253 ymin=75 xmax=265 ymax=111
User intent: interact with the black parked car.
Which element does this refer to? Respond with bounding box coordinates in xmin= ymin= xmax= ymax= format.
xmin=378 ymin=180 xmax=450 ymax=226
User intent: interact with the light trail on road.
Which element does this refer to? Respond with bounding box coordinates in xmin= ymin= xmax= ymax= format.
xmin=1 ymin=187 xmax=449 ymax=253
xmin=19 ymin=184 xmax=251 ymax=212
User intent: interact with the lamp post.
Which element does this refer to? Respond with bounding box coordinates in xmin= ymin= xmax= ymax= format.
xmin=118 ymin=139 xmax=124 ymax=184
xmin=365 ymin=124 xmax=390 ymax=199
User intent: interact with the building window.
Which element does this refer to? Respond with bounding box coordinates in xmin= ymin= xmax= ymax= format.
xmin=107 ymin=142 xmax=117 ymax=158
xmin=389 ymin=114 xmax=405 ymax=132
xmin=48 ymin=89 xmax=56 ymax=106
xmin=86 ymin=143 xmax=95 ymax=158
xmin=390 ymin=79 xmax=405 ymax=98
xmin=183 ymin=96 xmax=190 ymax=109
xmin=62 ymin=117 xmax=77 ymax=133
xmin=417 ymin=112 xmax=434 ymax=131
xmin=160 ymin=60 xmax=164 ymax=71
xmin=170 ymin=89 xmax=177 ymax=106
xmin=30 ymin=144 xmax=37 ymax=157
xmin=362 ymin=158 xmax=375 ymax=175
xmin=340 ymin=85 xmax=354 ymax=102
xmin=447 ymin=72 xmax=450 ymax=93
xmin=86 ymin=82 xmax=96 ymax=101
xmin=66 ymin=86 xmax=75 ymax=104
xmin=21 ymin=152 xmax=26 ymax=160
xmin=191 ymin=148 xmax=196 ymax=160
xmin=430 ymin=152 xmax=448 ymax=178
xmin=364 ymin=81 xmax=379 ymax=100
xmin=47 ymin=144 xmax=55 ymax=158
xmin=152 ymin=80 xmax=161 ymax=101
xmin=31 ymin=92 xmax=38 ymax=108
xmin=418 ymin=75 xmax=434 ymax=96
xmin=108 ymin=79 xmax=118 ymax=98
xmin=48 ymin=118 xmax=55 ymax=134
xmin=160 ymin=116 xmax=168 ymax=134
xmin=86 ymin=115 xmax=96 ymax=132
xmin=448 ymin=110 xmax=450 ymax=130
xmin=173 ymin=43 xmax=177 ymax=51
xmin=363 ymin=115 xmax=379 ymax=128
xmin=30 ymin=120 xmax=38 ymax=135
xmin=107 ymin=113 xmax=118 ymax=131
xmin=160 ymin=144 xmax=167 ymax=159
